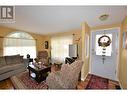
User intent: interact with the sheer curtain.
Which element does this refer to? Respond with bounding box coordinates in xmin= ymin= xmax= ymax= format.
xmin=4 ymin=32 xmax=36 ymax=58
xmin=51 ymin=35 xmax=73 ymax=63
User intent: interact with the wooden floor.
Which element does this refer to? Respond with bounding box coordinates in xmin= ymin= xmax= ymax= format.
xmin=0 ymin=78 xmax=14 ymax=89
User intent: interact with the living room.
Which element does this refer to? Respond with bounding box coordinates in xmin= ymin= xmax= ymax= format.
xmin=0 ymin=6 xmax=127 ymax=90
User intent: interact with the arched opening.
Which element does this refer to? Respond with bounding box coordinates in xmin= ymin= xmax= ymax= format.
xmin=3 ymin=31 xmax=36 ymax=58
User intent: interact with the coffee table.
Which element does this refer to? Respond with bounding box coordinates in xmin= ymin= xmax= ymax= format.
xmin=27 ymin=62 xmax=51 ymax=83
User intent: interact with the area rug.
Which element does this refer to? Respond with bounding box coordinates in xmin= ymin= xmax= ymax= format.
xmin=86 ymin=74 xmax=108 ymax=89
xmin=10 ymin=71 xmax=48 ymax=89
xmin=84 ymin=74 xmax=121 ymax=89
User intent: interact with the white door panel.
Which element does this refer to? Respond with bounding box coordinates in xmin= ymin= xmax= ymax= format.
xmin=90 ymin=28 xmax=119 ymax=80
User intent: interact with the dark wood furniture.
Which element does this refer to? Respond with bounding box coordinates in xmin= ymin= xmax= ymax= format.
xmin=27 ymin=62 xmax=51 ymax=83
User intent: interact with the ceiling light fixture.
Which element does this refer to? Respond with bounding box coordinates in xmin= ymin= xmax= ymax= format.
xmin=99 ymin=14 xmax=109 ymax=21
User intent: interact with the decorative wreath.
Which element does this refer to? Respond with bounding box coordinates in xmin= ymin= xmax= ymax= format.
xmin=98 ymin=35 xmax=111 ymax=47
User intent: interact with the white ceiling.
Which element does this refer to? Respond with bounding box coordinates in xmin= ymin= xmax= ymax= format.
xmin=0 ymin=6 xmax=127 ymax=35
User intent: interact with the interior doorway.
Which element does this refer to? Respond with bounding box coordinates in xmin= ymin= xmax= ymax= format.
xmin=90 ymin=28 xmax=120 ymax=81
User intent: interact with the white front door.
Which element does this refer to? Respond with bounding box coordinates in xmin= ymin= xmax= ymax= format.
xmin=90 ymin=28 xmax=119 ymax=81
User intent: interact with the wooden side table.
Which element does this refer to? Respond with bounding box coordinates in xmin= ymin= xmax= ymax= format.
xmin=27 ymin=63 xmax=51 ymax=83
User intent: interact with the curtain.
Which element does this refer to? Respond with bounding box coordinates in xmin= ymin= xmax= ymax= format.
xmin=51 ymin=35 xmax=73 ymax=63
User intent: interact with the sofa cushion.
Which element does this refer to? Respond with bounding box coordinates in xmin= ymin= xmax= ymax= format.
xmin=0 ymin=57 xmax=6 ymax=68
xmin=20 ymin=56 xmax=24 ymax=63
xmin=0 ymin=63 xmax=25 ymax=74
xmin=5 ymin=55 xmax=21 ymax=65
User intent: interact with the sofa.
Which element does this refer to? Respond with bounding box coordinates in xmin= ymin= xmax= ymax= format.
xmin=0 ymin=55 xmax=28 ymax=81
xmin=46 ymin=60 xmax=83 ymax=89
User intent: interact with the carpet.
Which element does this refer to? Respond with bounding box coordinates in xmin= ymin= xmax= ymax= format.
xmin=84 ymin=74 xmax=121 ymax=89
xmin=10 ymin=71 xmax=48 ymax=89
xmin=86 ymin=74 xmax=108 ymax=89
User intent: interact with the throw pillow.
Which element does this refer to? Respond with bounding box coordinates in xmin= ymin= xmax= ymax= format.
xmin=20 ymin=56 xmax=24 ymax=63
xmin=5 ymin=55 xmax=21 ymax=65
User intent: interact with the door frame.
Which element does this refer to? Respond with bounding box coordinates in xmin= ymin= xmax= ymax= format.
xmin=89 ymin=27 xmax=120 ymax=80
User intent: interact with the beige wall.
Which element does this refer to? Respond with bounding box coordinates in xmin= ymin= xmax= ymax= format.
xmin=42 ymin=35 xmax=51 ymax=57
xmin=119 ymin=16 xmax=127 ymax=89
xmin=81 ymin=22 xmax=90 ymax=80
xmin=0 ymin=26 xmax=46 ymax=56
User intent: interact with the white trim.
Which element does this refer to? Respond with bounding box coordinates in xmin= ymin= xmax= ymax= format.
xmin=118 ymin=80 xmax=123 ymax=89
xmin=81 ymin=72 xmax=89 ymax=81
xmin=89 ymin=31 xmax=92 ymax=73
xmin=115 ymin=28 xmax=120 ymax=81
xmin=91 ymin=27 xmax=120 ymax=32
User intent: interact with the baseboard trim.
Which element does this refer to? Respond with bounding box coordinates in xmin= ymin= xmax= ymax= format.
xmin=118 ymin=80 xmax=123 ymax=89
xmin=81 ymin=72 xmax=89 ymax=81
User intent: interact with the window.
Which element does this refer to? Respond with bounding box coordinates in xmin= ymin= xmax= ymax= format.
xmin=96 ymin=34 xmax=112 ymax=56
xmin=4 ymin=31 xmax=36 ymax=58
xmin=51 ymin=35 xmax=73 ymax=63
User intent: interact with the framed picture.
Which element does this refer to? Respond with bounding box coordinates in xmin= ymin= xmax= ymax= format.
xmin=123 ymin=32 xmax=127 ymax=49
xmin=45 ymin=41 xmax=48 ymax=49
